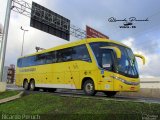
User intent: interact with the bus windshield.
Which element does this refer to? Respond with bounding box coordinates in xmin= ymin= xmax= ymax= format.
xmin=90 ymin=42 xmax=139 ymax=78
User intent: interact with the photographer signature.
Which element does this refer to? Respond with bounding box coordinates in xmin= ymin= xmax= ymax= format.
xmin=108 ymin=17 xmax=149 ymax=22
xmin=108 ymin=17 xmax=149 ymax=27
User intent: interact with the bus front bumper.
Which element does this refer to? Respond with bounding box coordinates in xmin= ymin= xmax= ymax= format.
xmin=114 ymin=80 xmax=140 ymax=92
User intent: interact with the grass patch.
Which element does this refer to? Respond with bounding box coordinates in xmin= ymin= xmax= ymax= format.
xmin=0 ymin=91 xmax=20 ymax=100
xmin=0 ymin=93 xmax=159 ymax=119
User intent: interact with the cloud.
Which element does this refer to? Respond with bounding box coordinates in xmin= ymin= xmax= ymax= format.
xmin=122 ymin=37 xmax=160 ymax=77
xmin=121 ymin=37 xmax=134 ymax=48
xmin=140 ymin=54 xmax=160 ymax=77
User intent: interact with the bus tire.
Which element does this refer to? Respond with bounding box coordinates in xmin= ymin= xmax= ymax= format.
xmin=83 ymin=79 xmax=96 ymax=96
xmin=104 ymin=91 xmax=117 ymax=97
xmin=29 ymin=80 xmax=35 ymax=91
xmin=23 ymin=80 xmax=29 ymax=90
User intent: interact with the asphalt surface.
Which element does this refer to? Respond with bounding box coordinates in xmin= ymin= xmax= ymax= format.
xmin=6 ymin=84 xmax=160 ymax=104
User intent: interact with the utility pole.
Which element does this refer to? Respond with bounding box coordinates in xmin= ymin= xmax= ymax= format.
xmin=0 ymin=0 xmax=12 ymax=82
xmin=20 ymin=26 xmax=28 ymax=56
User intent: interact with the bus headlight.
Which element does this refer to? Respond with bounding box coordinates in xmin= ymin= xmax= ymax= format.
xmin=111 ymin=76 xmax=139 ymax=86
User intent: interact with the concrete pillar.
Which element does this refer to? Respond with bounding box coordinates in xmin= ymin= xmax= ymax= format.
xmin=0 ymin=82 xmax=6 ymax=92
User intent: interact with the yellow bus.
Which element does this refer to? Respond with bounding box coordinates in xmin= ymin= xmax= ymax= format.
xmin=16 ymin=38 xmax=145 ymax=96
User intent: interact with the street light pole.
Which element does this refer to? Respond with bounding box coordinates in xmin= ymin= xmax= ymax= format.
xmin=20 ymin=26 xmax=28 ymax=56
xmin=0 ymin=0 xmax=12 ymax=82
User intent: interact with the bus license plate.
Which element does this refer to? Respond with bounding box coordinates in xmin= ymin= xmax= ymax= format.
xmin=130 ymin=86 xmax=135 ymax=90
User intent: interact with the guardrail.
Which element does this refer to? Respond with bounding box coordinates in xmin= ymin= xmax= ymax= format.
xmin=140 ymin=81 xmax=160 ymax=83
xmin=140 ymin=78 xmax=160 ymax=88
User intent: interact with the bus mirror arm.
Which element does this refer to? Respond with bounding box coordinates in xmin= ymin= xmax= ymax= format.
xmin=134 ymin=54 xmax=145 ymax=65
xmin=100 ymin=46 xmax=121 ymax=59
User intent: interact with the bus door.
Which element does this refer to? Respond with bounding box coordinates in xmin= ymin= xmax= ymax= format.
xmin=101 ymin=49 xmax=115 ymax=91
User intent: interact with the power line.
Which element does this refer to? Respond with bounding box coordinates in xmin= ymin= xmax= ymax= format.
xmin=11 ymin=0 xmax=88 ymax=40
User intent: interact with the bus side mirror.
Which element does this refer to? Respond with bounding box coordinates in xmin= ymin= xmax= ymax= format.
xmin=134 ymin=54 xmax=145 ymax=65
xmin=100 ymin=46 xmax=121 ymax=59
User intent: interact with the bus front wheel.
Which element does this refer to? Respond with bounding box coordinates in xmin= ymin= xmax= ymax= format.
xmin=104 ymin=91 xmax=117 ymax=97
xmin=83 ymin=79 xmax=96 ymax=96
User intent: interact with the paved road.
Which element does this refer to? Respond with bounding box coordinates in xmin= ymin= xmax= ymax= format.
xmin=7 ymin=84 xmax=24 ymax=91
xmin=7 ymin=84 xmax=160 ymax=104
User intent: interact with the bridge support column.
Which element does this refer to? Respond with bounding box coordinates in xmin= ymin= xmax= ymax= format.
xmin=0 ymin=82 xmax=6 ymax=92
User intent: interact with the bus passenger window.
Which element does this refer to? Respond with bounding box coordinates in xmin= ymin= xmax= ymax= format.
xmin=17 ymin=59 xmax=22 ymax=67
xmin=57 ymin=48 xmax=72 ymax=62
xmin=52 ymin=51 xmax=57 ymax=63
xmin=57 ymin=50 xmax=65 ymax=62
xmin=62 ymin=48 xmax=72 ymax=62
xmin=35 ymin=54 xmax=46 ymax=65
xmin=72 ymin=45 xmax=91 ymax=62
xmin=46 ymin=52 xmax=53 ymax=64
xmin=29 ymin=56 xmax=36 ymax=66
xmin=21 ymin=57 xmax=29 ymax=67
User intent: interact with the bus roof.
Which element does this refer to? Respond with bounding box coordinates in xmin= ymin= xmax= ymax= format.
xmin=19 ymin=38 xmax=129 ymax=58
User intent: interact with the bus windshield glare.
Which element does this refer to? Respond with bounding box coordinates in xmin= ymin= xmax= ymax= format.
xmin=90 ymin=42 xmax=139 ymax=78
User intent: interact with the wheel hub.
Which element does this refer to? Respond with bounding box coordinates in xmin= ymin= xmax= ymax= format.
xmin=30 ymin=83 xmax=34 ymax=89
xmin=86 ymin=83 xmax=93 ymax=92
xmin=24 ymin=82 xmax=28 ymax=89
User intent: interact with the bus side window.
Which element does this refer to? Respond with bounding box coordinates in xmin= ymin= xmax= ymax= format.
xmin=72 ymin=45 xmax=91 ymax=62
xmin=57 ymin=48 xmax=72 ymax=62
xmin=17 ymin=59 xmax=22 ymax=67
xmin=52 ymin=51 xmax=57 ymax=63
xmin=62 ymin=48 xmax=72 ymax=62
xmin=46 ymin=52 xmax=53 ymax=64
xmin=35 ymin=54 xmax=46 ymax=65
xmin=21 ymin=57 xmax=29 ymax=67
xmin=46 ymin=51 xmax=57 ymax=64
xmin=29 ymin=56 xmax=36 ymax=66
xmin=57 ymin=50 xmax=63 ymax=62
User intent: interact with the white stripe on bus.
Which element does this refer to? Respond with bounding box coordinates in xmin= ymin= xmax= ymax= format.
xmin=35 ymin=84 xmax=76 ymax=89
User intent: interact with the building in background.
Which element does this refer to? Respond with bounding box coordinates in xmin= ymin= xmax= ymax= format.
xmin=2 ymin=66 xmax=9 ymax=82
xmin=2 ymin=64 xmax=15 ymax=84
xmin=7 ymin=64 xmax=15 ymax=84
xmin=86 ymin=26 xmax=109 ymax=39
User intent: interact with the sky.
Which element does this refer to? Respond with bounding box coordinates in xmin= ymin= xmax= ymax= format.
xmin=0 ymin=0 xmax=160 ymax=78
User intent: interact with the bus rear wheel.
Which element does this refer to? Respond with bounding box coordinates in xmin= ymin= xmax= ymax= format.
xmin=83 ymin=79 xmax=96 ymax=96
xmin=29 ymin=80 xmax=35 ymax=91
xmin=104 ymin=91 xmax=117 ymax=97
xmin=23 ymin=80 xmax=29 ymax=90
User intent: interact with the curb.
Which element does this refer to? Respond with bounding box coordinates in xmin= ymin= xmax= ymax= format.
xmin=0 ymin=91 xmax=24 ymax=104
xmin=117 ymin=88 xmax=160 ymax=98
xmin=0 ymin=82 xmax=6 ymax=92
